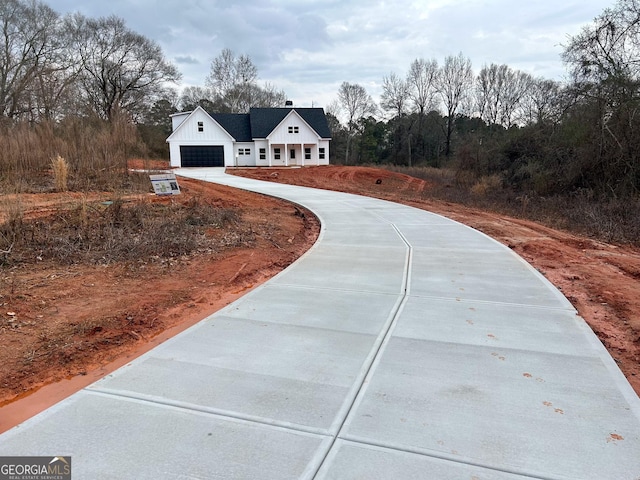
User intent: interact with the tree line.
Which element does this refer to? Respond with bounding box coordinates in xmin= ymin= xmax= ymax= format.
xmin=0 ymin=0 xmax=291 ymax=177
xmin=1 ymin=0 xmax=639 ymax=202
xmin=328 ymin=57 xmax=564 ymax=183
xmin=329 ymin=0 xmax=640 ymax=200
xmin=0 ymin=0 xmax=179 ymax=122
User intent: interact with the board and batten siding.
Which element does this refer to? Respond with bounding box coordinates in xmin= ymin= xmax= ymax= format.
xmin=254 ymin=140 xmax=270 ymax=167
xmin=265 ymin=111 xmax=330 ymax=166
xmin=268 ymin=112 xmax=320 ymax=145
xmin=233 ymin=142 xmax=256 ymax=167
xmin=168 ymin=109 xmax=235 ymax=167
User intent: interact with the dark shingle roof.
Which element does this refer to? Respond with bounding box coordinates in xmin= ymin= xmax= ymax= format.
xmin=249 ymin=108 xmax=332 ymax=139
xmin=210 ymin=113 xmax=252 ymax=142
xmin=249 ymin=108 xmax=290 ymax=138
xmin=207 ymin=108 xmax=331 ymax=141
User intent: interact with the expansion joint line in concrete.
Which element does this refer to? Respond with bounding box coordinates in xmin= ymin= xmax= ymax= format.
xmin=84 ymin=388 xmax=331 ymax=438
xmin=309 ymin=224 xmax=413 ymax=478
xmin=311 ymin=223 xmax=562 ymax=480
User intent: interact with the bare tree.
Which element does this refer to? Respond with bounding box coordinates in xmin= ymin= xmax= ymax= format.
xmin=438 ymin=53 xmax=473 ymax=156
xmin=179 ymin=86 xmax=215 ymax=111
xmin=475 ymin=63 xmax=508 ymax=126
xmin=522 ymin=77 xmax=563 ymax=125
xmin=500 ymin=69 xmax=533 ymax=128
xmin=69 ymin=14 xmax=180 ymax=121
xmin=29 ymin=13 xmax=82 ymax=121
xmin=205 ymin=48 xmax=258 ymax=113
xmin=380 ymin=72 xmax=409 ymax=118
xmin=562 ymin=0 xmax=640 ymax=195
xmin=204 ymin=49 xmax=289 ymax=112
xmin=406 ymin=58 xmax=439 ymax=117
xmin=251 ymin=82 xmax=287 ymax=108
xmin=337 ymin=81 xmax=377 ymax=164
xmin=476 ymin=64 xmax=535 ymax=128
xmin=405 ymin=58 xmax=440 ymax=164
xmin=325 ymin=99 xmax=341 ymax=119
xmin=0 ymin=0 xmax=64 ymax=119
xmin=563 ymin=0 xmax=640 ymax=84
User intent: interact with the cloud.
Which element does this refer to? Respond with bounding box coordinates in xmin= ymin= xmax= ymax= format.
xmin=175 ymin=55 xmax=200 ymax=65
xmin=45 ymin=0 xmax=613 ymax=107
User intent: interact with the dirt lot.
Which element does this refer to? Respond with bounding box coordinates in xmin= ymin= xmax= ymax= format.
xmin=1 ymin=164 xmax=638 ymax=433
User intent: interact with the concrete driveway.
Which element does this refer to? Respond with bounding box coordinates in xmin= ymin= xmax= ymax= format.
xmin=1 ymin=168 xmax=639 ymax=479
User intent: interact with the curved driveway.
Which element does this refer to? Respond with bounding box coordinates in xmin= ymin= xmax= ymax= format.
xmin=1 ymin=168 xmax=639 ymax=479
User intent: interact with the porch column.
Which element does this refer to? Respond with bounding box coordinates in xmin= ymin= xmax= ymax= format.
xmin=285 ymin=142 xmax=288 ymax=167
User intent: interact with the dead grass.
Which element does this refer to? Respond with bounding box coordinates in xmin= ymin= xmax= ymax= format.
xmin=0 ymin=113 xmax=146 ymax=194
xmin=50 ymin=156 xmax=69 ymax=193
xmin=0 ymin=198 xmax=24 ymax=262
xmin=470 ymin=174 xmax=503 ymax=197
xmin=383 ymin=165 xmax=640 ymax=246
xmin=1 ymin=196 xmax=247 ymax=267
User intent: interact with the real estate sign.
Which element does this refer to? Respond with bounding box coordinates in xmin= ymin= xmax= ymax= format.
xmin=150 ymin=173 xmax=181 ymax=196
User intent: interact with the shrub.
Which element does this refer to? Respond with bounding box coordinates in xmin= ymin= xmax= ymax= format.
xmin=50 ymin=155 xmax=69 ymax=192
xmin=471 ymin=174 xmax=502 ymax=197
xmin=1 ymin=197 xmax=244 ymax=266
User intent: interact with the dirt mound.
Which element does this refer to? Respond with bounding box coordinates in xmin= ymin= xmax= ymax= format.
xmin=231 ymin=165 xmax=430 ymax=197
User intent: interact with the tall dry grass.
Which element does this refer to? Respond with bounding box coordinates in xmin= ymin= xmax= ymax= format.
xmin=383 ymin=164 xmax=640 ymax=246
xmin=0 ymin=113 xmax=147 ymax=193
xmin=50 ymin=155 xmax=69 ymax=192
xmin=0 ymin=197 xmax=24 ymax=262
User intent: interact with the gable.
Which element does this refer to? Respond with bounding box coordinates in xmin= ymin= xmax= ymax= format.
xmin=250 ymin=108 xmax=331 ymax=139
xmin=267 ymin=110 xmax=322 ymax=143
xmin=167 ymin=106 xmax=234 ymax=143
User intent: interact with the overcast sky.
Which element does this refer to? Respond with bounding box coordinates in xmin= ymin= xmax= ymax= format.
xmin=46 ymin=0 xmax=612 ymax=108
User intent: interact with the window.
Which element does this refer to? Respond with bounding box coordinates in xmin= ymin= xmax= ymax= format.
xmin=238 ymin=148 xmax=251 ymax=156
xmin=288 ymin=126 xmax=299 ymax=134
xmin=259 ymin=148 xmax=266 ymax=160
xmin=290 ymin=149 xmax=296 ymax=159
xmin=274 ymin=148 xmax=281 ymax=160
xmin=304 ymin=148 xmax=311 ymax=160
xmin=197 ymin=121 xmax=204 ymax=132
xmin=319 ymin=148 xmax=325 ymax=160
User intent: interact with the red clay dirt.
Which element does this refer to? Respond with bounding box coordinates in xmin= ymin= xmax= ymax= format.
xmin=0 ymin=175 xmax=319 ymax=432
xmin=1 ymin=164 xmax=638 ymax=433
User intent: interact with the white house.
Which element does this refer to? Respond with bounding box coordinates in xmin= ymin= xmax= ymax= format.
xmin=167 ymin=106 xmax=332 ymax=168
